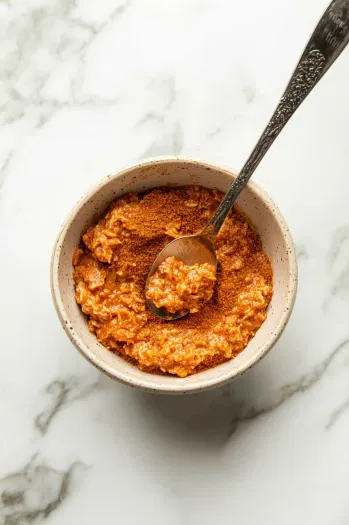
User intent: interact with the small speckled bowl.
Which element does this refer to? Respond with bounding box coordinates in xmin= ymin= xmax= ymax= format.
xmin=51 ymin=157 xmax=297 ymax=394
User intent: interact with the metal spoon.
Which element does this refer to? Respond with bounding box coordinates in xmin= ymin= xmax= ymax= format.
xmin=146 ymin=0 xmax=349 ymax=320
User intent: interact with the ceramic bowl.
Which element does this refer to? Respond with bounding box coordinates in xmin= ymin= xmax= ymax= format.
xmin=51 ymin=157 xmax=297 ymax=394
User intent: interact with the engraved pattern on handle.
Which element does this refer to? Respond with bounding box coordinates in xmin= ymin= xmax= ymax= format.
xmin=203 ymin=0 xmax=349 ymax=241
xmin=259 ymin=50 xmax=326 ymax=151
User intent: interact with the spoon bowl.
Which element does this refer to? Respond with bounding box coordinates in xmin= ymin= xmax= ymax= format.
xmin=145 ymin=234 xmax=217 ymax=320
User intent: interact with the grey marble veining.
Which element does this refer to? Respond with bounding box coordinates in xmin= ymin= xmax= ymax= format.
xmin=35 ymin=376 xmax=100 ymax=434
xmin=0 ymin=455 xmax=87 ymax=525
xmin=227 ymin=338 xmax=349 ymax=437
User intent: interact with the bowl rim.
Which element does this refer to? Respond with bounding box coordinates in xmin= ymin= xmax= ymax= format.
xmin=50 ymin=155 xmax=298 ymax=394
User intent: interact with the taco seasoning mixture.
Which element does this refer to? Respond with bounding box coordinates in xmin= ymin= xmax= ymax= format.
xmin=73 ymin=186 xmax=273 ymax=378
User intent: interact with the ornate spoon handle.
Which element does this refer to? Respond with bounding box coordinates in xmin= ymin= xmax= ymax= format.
xmin=203 ymin=0 xmax=349 ymax=240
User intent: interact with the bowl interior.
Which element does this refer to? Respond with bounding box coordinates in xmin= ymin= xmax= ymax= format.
xmin=52 ymin=158 xmax=297 ymax=393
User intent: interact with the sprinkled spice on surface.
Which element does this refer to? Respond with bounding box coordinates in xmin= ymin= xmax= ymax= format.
xmin=73 ymin=185 xmax=273 ymax=377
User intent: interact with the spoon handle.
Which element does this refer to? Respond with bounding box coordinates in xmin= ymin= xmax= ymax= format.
xmin=202 ymin=0 xmax=349 ymax=241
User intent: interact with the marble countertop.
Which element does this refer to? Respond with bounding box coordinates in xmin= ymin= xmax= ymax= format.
xmin=1 ymin=0 xmax=349 ymax=523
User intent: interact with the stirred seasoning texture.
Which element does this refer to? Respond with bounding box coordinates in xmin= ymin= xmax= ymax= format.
xmin=73 ymin=186 xmax=273 ymax=378
xmin=146 ymin=257 xmax=216 ymax=314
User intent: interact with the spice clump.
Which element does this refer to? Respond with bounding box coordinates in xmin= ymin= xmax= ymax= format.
xmin=146 ymin=256 xmax=216 ymax=314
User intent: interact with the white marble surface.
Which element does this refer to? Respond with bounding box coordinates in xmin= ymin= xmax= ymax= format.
xmin=1 ymin=0 xmax=349 ymax=523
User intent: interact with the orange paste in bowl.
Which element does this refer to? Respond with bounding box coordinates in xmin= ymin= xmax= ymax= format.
xmin=73 ymin=186 xmax=273 ymax=377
